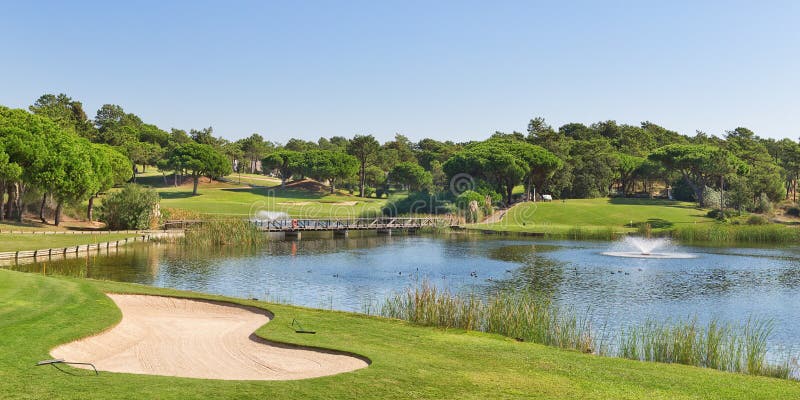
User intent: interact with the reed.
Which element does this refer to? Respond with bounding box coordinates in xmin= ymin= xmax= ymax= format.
xmin=617 ymin=317 xmax=790 ymax=379
xmin=380 ymin=283 xmax=594 ymax=353
xmin=183 ymin=219 xmax=267 ymax=247
xmin=670 ymin=224 xmax=799 ymax=244
xmin=544 ymin=226 xmax=619 ymax=241
xmin=381 ymin=284 xmax=794 ymax=380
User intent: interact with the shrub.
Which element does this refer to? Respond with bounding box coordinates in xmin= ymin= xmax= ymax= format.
xmin=755 ymin=193 xmax=773 ymax=214
xmin=382 ymin=191 xmax=452 ymax=216
xmin=746 ymin=215 xmax=769 ymax=225
xmin=455 ymin=190 xmax=483 ymax=209
xmin=100 ymin=184 xmax=160 ymax=230
xmin=786 ymin=206 xmax=800 ymax=217
xmin=706 ymin=209 xmax=735 ymax=220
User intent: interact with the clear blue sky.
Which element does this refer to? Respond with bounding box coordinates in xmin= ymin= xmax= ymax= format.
xmin=2 ymin=1 xmax=799 ymax=143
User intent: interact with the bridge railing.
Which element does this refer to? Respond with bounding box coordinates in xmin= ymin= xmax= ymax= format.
xmin=162 ymin=217 xmax=459 ymax=231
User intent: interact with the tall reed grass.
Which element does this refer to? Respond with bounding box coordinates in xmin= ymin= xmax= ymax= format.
xmin=380 ymin=283 xmax=794 ymax=379
xmin=183 ymin=219 xmax=266 ymax=247
xmin=544 ymin=226 xmax=620 ymax=241
xmin=618 ymin=317 xmax=790 ymax=379
xmin=671 ymin=224 xmax=799 ymax=244
xmin=380 ymin=283 xmax=594 ymax=353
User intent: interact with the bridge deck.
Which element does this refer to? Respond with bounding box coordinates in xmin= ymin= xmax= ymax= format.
xmin=253 ymin=217 xmax=454 ymax=232
xmin=163 ymin=218 xmax=458 ymax=232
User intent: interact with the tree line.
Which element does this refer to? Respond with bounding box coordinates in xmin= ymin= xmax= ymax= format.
xmin=3 ymin=92 xmax=799 ymax=224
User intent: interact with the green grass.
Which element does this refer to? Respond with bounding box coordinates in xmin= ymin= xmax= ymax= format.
xmin=222 ymin=173 xmax=283 ymax=187
xmin=152 ymin=180 xmax=391 ymax=218
xmin=477 ymin=198 xmax=709 ymax=233
xmin=2 ymin=269 xmax=799 ymax=399
xmin=470 ymin=198 xmax=712 ymax=238
xmin=0 ymin=233 xmax=139 ymax=252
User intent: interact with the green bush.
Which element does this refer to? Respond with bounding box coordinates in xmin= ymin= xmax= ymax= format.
xmin=382 ymin=191 xmax=452 ymax=216
xmin=455 ymin=190 xmax=483 ymax=209
xmin=100 ymin=184 xmax=160 ymax=230
xmin=746 ymin=215 xmax=769 ymax=225
xmin=706 ymin=209 xmax=735 ymax=220
xmin=755 ymin=193 xmax=773 ymax=214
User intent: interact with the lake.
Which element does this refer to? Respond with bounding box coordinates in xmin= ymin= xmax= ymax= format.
xmin=7 ymin=233 xmax=800 ymax=358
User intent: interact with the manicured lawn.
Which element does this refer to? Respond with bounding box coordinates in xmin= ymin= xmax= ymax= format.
xmin=0 ymin=233 xmax=139 ymax=252
xmin=223 ymin=173 xmax=283 ymax=187
xmin=156 ymin=182 xmax=391 ymax=218
xmin=1 ymin=269 xmax=798 ymax=399
xmin=474 ymin=198 xmax=711 ymax=234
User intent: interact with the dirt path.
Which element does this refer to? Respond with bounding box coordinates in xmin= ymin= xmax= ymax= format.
xmin=51 ymin=294 xmax=368 ymax=380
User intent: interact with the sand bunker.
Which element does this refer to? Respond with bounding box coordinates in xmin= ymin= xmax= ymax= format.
xmin=51 ymin=294 xmax=368 ymax=380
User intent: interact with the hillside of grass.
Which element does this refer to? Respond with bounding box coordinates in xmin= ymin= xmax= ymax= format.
xmin=2 ymin=269 xmax=798 ymax=399
xmin=121 ymin=170 xmax=394 ymax=219
xmin=473 ymin=198 xmax=710 ymax=235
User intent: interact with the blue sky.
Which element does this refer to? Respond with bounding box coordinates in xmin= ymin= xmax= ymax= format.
xmin=1 ymin=1 xmax=799 ymax=143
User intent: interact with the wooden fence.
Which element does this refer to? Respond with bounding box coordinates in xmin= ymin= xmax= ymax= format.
xmin=0 ymin=231 xmax=183 ymax=265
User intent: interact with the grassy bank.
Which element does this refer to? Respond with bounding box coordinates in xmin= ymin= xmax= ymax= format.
xmin=2 ymin=269 xmax=799 ymax=399
xmin=0 ymin=233 xmax=139 ymax=252
xmin=471 ymin=198 xmax=800 ymax=244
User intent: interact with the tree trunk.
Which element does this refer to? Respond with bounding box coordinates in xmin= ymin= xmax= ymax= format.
xmin=330 ymin=178 xmax=336 ymax=194
xmin=142 ymin=164 xmax=146 ymax=173
xmin=0 ymin=180 xmax=5 ymax=222
xmin=39 ymin=193 xmax=48 ymax=224
xmin=681 ymin=171 xmax=703 ymax=206
xmin=87 ymin=195 xmax=96 ymax=221
xmin=14 ymin=184 xmax=23 ymax=222
xmin=192 ymin=175 xmax=200 ymax=195
xmin=359 ymin=164 xmax=366 ymax=197
xmin=174 ymin=172 xmax=178 ymax=187
xmin=54 ymin=201 xmax=63 ymax=226
xmin=3 ymin=184 xmax=11 ymax=220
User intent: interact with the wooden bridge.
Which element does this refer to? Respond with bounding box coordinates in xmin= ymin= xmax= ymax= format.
xmin=251 ymin=217 xmax=456 ymax=232
xmin=163 ymin=217 xmax=459 ymax=236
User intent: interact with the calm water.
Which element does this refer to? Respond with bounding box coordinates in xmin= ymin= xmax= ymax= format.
xmin=7 ymin=234 xmax=800 ymax=356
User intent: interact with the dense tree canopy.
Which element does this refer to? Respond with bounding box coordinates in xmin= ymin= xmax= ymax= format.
xmin=649 ymin=144 xmax=747 ymax=206
xmin=388 ymin=162 xmax=433 ymax=192
xmin=164 ymin=142 xmax=232 ymax=195
xmin=301 ymin=150 xmax=359 ymax=193
xmin=348 ymin=134 xmax=381 ymax=197
xmin=5 ymin=92 xmax=800 ymax=225
xmin=262 ymin=150 xmax=304 ymax=188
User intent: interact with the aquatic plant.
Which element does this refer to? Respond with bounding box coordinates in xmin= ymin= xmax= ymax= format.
xmin=670 ymin=224 xmax=799 ymax=244
xmin=183 ymin=219 xmax=266 ymax=247
xmin=380 ymin=283 xmax=594 ymax=353
xmin=381 ymin=284 xmax=794 ymax=380
xmin=617 ymin=317 xmax=789 ymax=379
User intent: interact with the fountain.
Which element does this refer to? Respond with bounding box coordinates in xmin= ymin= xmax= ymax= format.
xmin=250 ymin=211 xmax=291 ymax=222
xmin=602 ymin=236 xmax=696 ymax=259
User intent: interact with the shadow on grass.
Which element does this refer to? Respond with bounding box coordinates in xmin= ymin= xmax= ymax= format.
xmin=607 ymin=197 xmax=699 ymax=209
xmin=222 ymin=187 xmax=323 ymax=198
xmin=159 ymin=192 xmax=199 ymax=199
xmin=631 ymin=218 xmax=674 ymax=229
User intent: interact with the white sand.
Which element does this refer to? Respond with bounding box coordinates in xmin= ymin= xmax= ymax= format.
xmin=51 ymin=294 xmax=368 ymax=380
